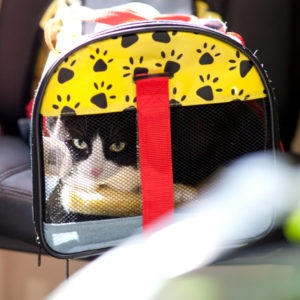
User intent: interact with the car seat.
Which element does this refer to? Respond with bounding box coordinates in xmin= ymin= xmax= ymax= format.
xmin=0 ymin=0 xmax=50 ymax=252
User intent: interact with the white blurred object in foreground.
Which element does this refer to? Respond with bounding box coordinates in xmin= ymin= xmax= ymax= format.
xmin=48 ymin=152 xmax=300 ymax=300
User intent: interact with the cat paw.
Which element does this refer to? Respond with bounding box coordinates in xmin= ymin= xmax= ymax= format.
xmin=102 ymin=166 xmax=140 ymax=192
xmin=43 ymin=136 xmax=72 ymax=177
xmin=174 ymin=183 xmax=198 ymax=207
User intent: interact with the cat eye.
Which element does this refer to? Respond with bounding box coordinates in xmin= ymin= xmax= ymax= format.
xmin=109 ymin=141 xmax=126 ymax=153
xmin=72 ymin=138 xmax=88 ymax=150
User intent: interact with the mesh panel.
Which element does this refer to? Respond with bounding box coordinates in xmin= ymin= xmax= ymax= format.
xmin=42 ymin=99 xmax=272 ymax=224
xmin=170 ymin=99 xmax=272 ymax=186
xmin=43 ymin=110 xmax=140 ymax=223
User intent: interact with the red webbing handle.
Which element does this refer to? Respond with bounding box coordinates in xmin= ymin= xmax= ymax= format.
xmin=136 ymin=75 xmax=174 ymax=229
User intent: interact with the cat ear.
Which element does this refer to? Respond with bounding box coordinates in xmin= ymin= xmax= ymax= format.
xmin=43 ymin=136 xmax=72 ymax=178
xmin=45 ymin=117 xmax=58 ymax=134
xmin=45 ymin=115 xmax=69 ymax=139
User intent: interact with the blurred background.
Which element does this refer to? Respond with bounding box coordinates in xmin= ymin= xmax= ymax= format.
xmin=0 ymin=0 xmax=300 ymax=299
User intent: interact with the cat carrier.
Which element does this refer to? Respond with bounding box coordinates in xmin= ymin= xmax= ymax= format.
xmin=31 ymin=5 xmax=280 ymax=258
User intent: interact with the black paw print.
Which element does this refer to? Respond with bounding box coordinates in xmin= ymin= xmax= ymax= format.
xmin=90 ymin=81 xmax=116 ymax=109
xmin=196 ymin=43 xmax=221 ymax=65
xmin=152 ymin=30 xmax=177 ymax=43
xmin=152 ymin=31 xmax=169 ymax=43
xmin=196 ymin=74 xmax=223 ymax=101
xmin=123 ymin=96 xmax=137 ymax=111
xmin=231 ymin=88 xmax=250 ymax=101
xmin=125 ymin=94 xmax=136 ymax=104
xmin=170 ymin=87 xmax=186 ymax=106
xmin=229 ymin=51 xmax=253 ymax=78
xmin=155 ymin=50 xmax=183 ymax=74
xmin=52 ymin=94 xmax=80 ymax=115
xmin=121 ymin=33 xmax=139 ymax=48
xmin=90 ymin=48 xmax=113 ymax=72
xmin=57 ymin=57 xmax=76 ymax=84
xmin=123 ymin=56 xmax=148 ymax=78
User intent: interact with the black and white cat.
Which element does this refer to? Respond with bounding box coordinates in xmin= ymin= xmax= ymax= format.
xmin=56 ymin=110 xmax=139 ymax=192
xmin=44 ymin=101 xmax=269 ymax=222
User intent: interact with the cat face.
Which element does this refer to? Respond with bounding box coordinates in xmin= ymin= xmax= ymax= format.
xmin=58 ymin=110 xmax=138 ymax=190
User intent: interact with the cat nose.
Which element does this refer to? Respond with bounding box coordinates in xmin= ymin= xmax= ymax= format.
xmin=91 ymin=168 xmax=102 ymax=177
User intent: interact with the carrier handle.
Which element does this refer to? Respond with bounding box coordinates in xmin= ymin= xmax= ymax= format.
xmin=136 ymin=74 xmax=174 ymax=229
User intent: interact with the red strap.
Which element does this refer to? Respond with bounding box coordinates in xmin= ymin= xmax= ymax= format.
xmin=136 ymin=76 xmax=174 ymax=229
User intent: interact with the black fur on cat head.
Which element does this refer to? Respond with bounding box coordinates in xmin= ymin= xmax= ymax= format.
xmin=56 ymin=109 xmax=138 ymax=167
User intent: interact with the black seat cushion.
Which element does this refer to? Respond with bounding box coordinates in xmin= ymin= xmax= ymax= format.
xmin=0 ymin=0 xmax=51 ymax=252
xmin=0 ymin=136 xmax=37 ymax=252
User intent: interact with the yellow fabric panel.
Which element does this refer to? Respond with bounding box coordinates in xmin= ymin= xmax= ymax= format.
xmin=40 ymin=29 xmax=266 ymax=116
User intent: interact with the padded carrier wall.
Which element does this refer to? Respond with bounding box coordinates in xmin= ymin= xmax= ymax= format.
xmin=32 ymin=20 xmax=280 ymax=258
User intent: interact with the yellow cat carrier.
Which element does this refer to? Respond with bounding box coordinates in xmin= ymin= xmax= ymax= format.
xmin=31 ymin=4 xmax=280 ymax=258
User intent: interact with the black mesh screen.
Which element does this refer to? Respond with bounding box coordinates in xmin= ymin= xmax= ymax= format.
xmin=170 ymin=99 xmax=272 ymax=185
xmin=42 ymin=99 xmax=273 ymax=224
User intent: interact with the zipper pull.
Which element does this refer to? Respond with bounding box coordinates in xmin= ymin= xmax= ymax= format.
xmin=36 ymin=236 xmax=42 ymax=267
xmin=66 ymin=259 xmax=70 ymax=279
